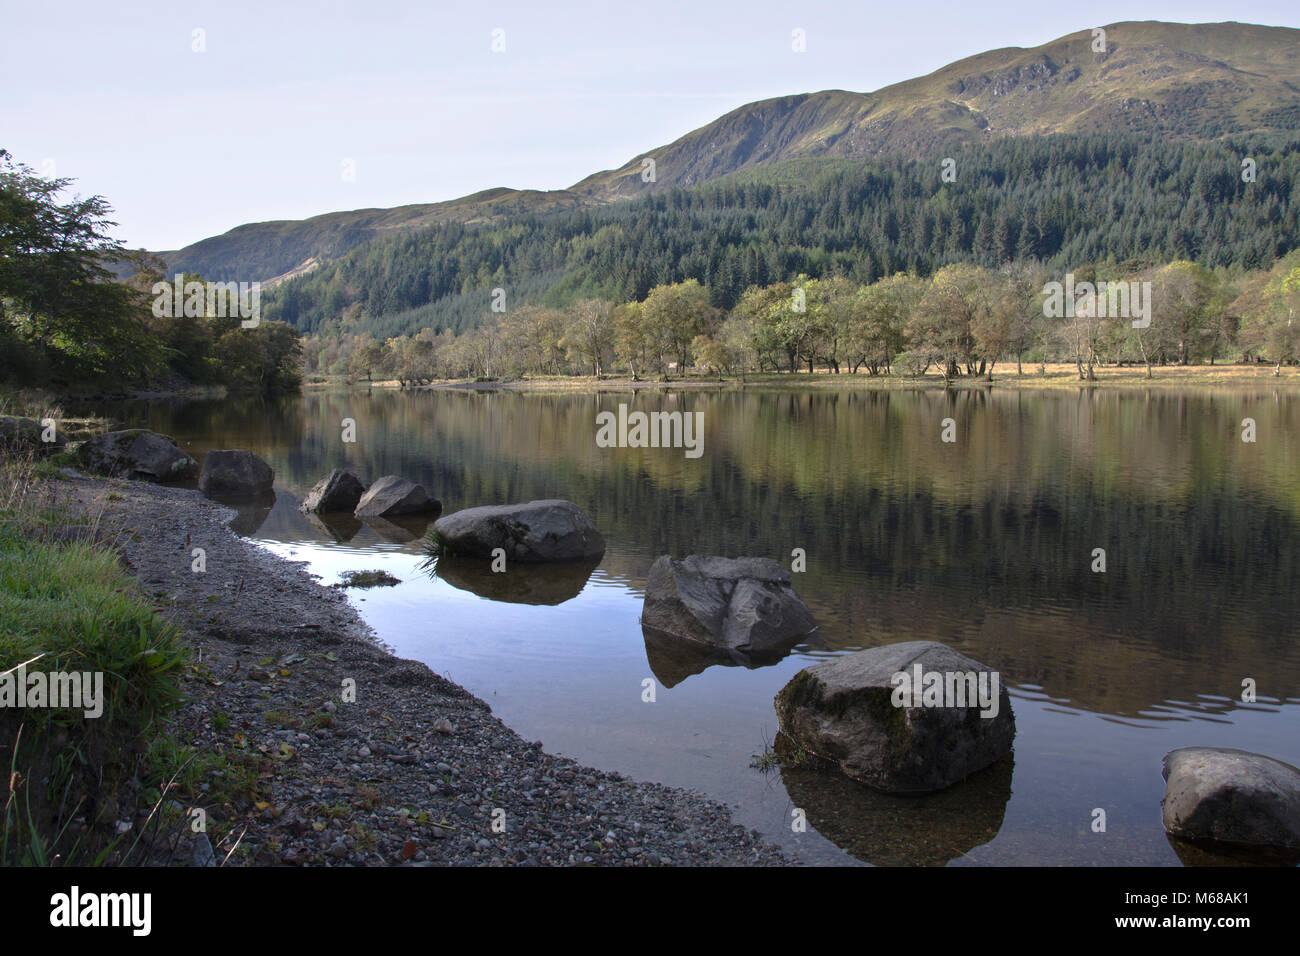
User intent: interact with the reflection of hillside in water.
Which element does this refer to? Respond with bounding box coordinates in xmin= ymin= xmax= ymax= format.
xmin=93 ymin=387 xmax=1300 ymax=721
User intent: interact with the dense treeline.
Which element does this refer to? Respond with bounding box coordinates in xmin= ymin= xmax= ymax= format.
xmin=305 ymin=252 xmax=1300 ymax=384
xmin=0 ymin=150 xmax=301 ymax=393
xmin=270 ymin=133 xmax=1300 ymax=339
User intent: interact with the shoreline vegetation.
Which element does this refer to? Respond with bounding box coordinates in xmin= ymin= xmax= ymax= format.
xmin=0 ymin=444 xmax=785 ymax=866
xmin=5 ymin=147 xmax=1300 ymax=405
xmin=306 ymin=362 xmax=1300 ymax=394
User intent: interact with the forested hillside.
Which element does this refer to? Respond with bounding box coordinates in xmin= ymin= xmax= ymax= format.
xmin=266 ymin=133 xmax=1300 ymax=339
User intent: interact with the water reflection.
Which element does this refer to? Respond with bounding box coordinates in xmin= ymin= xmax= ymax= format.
xmin=361 ymin=514 xmax=433 ymax=544
xmin=304 ymin=511 xmax=363 ymax=543
xmin=642 ymin=624 xmax=804 ymax=687
xmin=428 ymin=554 xmax=600 ymax=605
xmin=779 ymin=753 xmax=1014 ymax=866
xmin=1165 ymin=833 xmax=1300 ymax=867
xmin=223 ymin=492 xmax=275 ymax=536
xmin=74 ymin=386 xmax=1300 ymax=865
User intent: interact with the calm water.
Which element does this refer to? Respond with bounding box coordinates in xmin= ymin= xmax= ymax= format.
xmin=81 ymin=386 xmax=1300 ymax=866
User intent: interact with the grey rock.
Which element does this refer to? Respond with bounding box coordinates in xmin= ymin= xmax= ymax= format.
xmin=775 ymin=640 xmax=1015 ymax=794
xmin=1162 ymin=747 xmax=1300 ymax=850
xmin=642 ymin=555 xmax=814 ymax=654
xmin=301 ymin=469 xmax=366 ymax=513
xmin=199 ymin=449 xmax=275 ymax=500
xmin=76 ymin=429 xmax=198 ymax=482
xmin=432 ymin=499 xmax=604 ymax=562
xmin=353 ymin=475 xmax=440 ymax=518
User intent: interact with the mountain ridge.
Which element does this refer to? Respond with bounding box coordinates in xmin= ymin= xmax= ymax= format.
xmin=143 ymin=20 xmax=1300 ymax=282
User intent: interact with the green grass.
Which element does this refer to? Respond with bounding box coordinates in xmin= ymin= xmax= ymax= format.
xmin=0 ymin=450 xmax=187 ymax=865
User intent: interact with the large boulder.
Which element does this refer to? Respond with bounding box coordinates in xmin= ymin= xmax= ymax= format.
xmin=431 ymin=499 xmax=604 ymax=562
xmin=775 ymin=641 xmax=1015 ymax=794
xmin=642 ymin=555 xmax=814 ymax=655
xmin=301 ymin=469 xmax=366 ymax=514
xmin=199 ymin=449 xmax=275 ymax=500
xmin=354 ymin=475 xmax=440 ymax=518
xmin=1162 ymin=747 xmax=1300 ymax=852
xmin=76 ymin=429 xmax=198 ymax=482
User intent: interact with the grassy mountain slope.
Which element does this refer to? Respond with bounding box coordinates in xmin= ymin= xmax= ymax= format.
xmin=150 ymin=20 xmax=1300 ymax=283
xmin=146 ymin=186 xmax=588 ymax=282
xmin=572 ymin=20 xmax=1300 ymax=198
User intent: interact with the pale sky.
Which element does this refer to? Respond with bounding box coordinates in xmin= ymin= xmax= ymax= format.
xmin=3 ymin=1 xmax=1298 ymax=250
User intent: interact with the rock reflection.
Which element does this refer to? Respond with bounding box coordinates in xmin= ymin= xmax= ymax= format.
xmin=777 ymin=746 xmax=1013 ymax=866
xmin=1165 ymin=833 xmax=1300 ymax=867
xmin=361 ymin=514 xmax=432 ymax=544
xmin=304 ymin=511 xmax=363 ymax=543
xmin=223 ymin=492 xmax=275 ymax=536
xmin=429 ymin=555 xmax=599 ymax=605
xmin=641 ymin=624 xmax=802 ymax=687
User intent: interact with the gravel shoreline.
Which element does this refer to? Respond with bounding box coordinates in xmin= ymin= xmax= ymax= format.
xmin=61 ymin=476 xmax=787 ymax=866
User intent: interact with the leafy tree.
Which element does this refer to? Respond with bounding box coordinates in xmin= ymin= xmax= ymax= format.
xmin=1150 ymin=261 xmax=1215 ymax=366
xmin=560 ymin=299 xmax=615 ymax=376
xmin=909 ymin=264 xmax=995 ymax=384
xmin=690 ymin=334 xmax=730 ymax=380
xmin=0 ymin=149 xmax=161 ymax=383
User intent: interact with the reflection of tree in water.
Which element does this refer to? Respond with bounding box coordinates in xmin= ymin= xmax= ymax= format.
xmin=107 ymin=387 xmax=1300 ymax=717
xmin=778 ymin=750 xmax=1013 ymax=866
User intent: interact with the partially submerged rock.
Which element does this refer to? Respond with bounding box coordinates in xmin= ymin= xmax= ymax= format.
xmin=431 ymin=499 xmax=604 ymax=562
xmin=301 ymin=469 xmax=366 ymax=514
xmin=641 ymin=555 xmax=814 ymax=655
xmin=76 ymin=429 xmax=198 ymax=482
xmin=354 ymin=475 xmax=440 ymax=518
xmin=199 ymin=449 xmax=275 ymax=500
xmin=774 ymin=641 xmax=1015 ymax=794
xmin=1162 ymin=747 xmax=1300 ymax=854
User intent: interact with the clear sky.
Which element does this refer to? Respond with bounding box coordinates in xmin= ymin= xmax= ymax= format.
xmin=3 ymin=1 xmax=1297 ymax=250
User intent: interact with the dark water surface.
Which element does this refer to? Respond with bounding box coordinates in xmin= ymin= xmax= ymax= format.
xmin=82 ymin=387 xmax=1300 ymax=865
